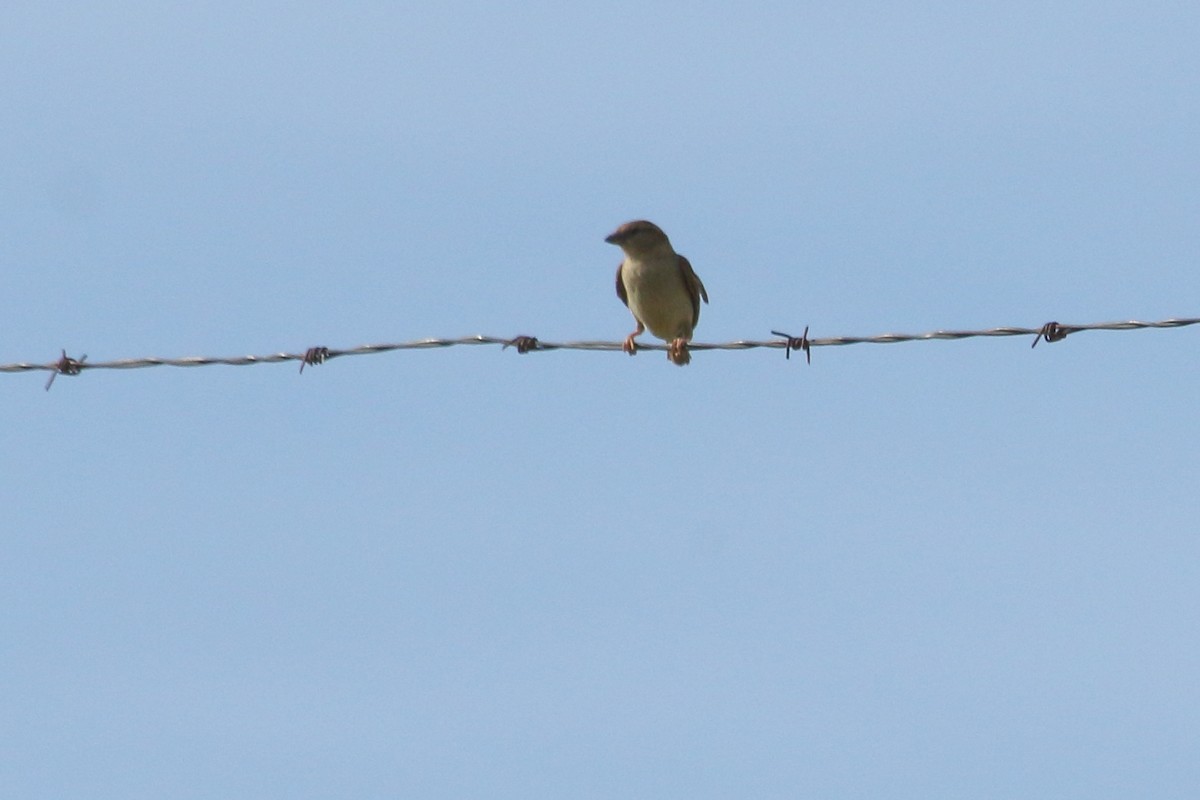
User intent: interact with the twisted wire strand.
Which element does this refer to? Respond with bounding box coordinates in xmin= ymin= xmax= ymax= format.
xmin=3 ymin=318 xmax=1197 ymax=387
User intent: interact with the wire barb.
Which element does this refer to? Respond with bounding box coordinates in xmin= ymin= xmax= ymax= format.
xmin=503 ymin=335 xmax=540 ymax=354
xmin=299 ymin=346 xmax=330 ymax=373
xmin=45 ymin=349 xmax=87 ymax=391
xmin=771 ymin=327 xmax=812 ymax=364
xmin=1031 ymin=321 xmax=1072 ymax=348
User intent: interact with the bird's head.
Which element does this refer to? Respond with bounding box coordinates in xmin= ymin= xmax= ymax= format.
xmin=604 ymin=220 xmax=672 ymax=256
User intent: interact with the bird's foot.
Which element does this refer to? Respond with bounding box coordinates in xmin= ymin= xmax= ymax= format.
xmin=668 ymin=338 xmax=691 ymax=366
xmin=623 ymin=334 xmax=639 ymax=356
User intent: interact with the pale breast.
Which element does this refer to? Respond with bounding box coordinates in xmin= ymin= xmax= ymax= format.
xmin=623 ymin=257 xmax=696 ymax=341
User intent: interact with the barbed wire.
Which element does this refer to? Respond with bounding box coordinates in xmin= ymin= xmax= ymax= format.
xmin=3 ymin=317 xmax=1196 ymax=390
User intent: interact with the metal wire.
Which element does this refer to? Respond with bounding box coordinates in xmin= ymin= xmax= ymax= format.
xmin=4 ymin=317 xmax=1197 ymax=389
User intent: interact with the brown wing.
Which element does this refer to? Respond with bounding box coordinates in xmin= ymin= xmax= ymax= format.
xmin=677 ymin=254 xmax=708 ymax=327
xmin=615 ymin=262 xmax=629 ymax=307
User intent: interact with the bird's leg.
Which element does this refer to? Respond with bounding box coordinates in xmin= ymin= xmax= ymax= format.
xmin=623 ymin=322 xmax=644 ymax=356
xmin=668 ymin=337 xmax=691 ymax=366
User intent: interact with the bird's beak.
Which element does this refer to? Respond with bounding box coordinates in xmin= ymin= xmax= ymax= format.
xmin=604 ymin=230 xmax=622 ymax=245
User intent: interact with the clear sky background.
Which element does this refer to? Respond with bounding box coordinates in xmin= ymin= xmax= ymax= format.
xmin=3 ymin=3 xmax=1199 ymax=798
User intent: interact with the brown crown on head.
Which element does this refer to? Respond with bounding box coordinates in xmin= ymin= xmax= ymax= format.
xmin=605 ymin=220 xmax=668 ymax=246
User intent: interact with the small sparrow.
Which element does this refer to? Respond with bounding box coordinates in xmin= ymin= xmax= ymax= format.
xmin=606 ymin=220 xmax=709 ymax=366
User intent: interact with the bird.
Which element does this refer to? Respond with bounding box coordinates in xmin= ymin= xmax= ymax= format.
xmin=606 ymin=220 xmax=709 ymax=366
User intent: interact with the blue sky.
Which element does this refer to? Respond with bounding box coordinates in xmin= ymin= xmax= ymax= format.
xmin=3 ymin=3 xmax=1199 ymax=797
